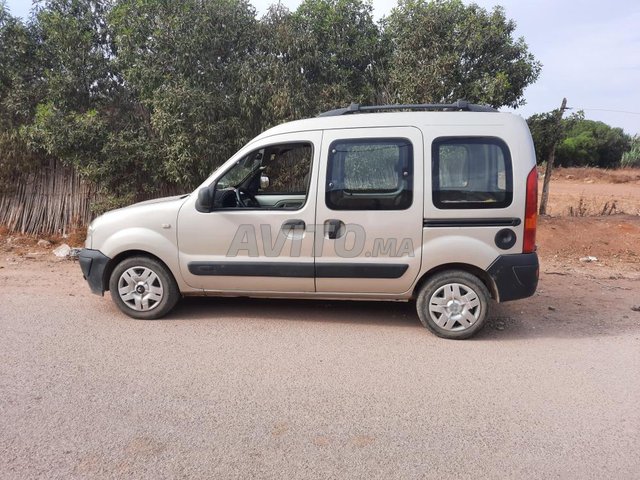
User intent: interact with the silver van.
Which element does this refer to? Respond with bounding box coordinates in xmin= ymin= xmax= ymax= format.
xmin=79 ymin=101 xmax=539 ymax=339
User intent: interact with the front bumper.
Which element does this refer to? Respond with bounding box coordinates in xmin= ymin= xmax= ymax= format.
xmin=78 ymin=249 xmax=111 ymax=296
xmin=487 ymin=253 xmax=539 ymax=302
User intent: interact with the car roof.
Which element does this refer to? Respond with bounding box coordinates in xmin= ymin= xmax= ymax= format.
xmin=252 ymin=110 xmax=524 ymax=143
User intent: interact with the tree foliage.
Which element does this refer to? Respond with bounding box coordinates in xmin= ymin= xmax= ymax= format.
xmin=1 ymin=0 xmax=548 ymax=211
xmin=239 ymin=0 xmax=383 ymax=129
xmin=383 ymin=0 xmax=541 ymax=107
xmin=526 ymin=110 xmax=566 ymax=165
xmin=110 ymin=0 xmax=259 ymax=187
xmin=0 ymin=2 xmax=44 ymax=186
xmin=528 ymin=110 xmax=631 ymax=168
xmin=557 ymin=115 xmax=630 ymax=168
xmin=621 ymin=136 xmax=640 ymax=168
xmin=527 ymin=110 xmax=631 ymax=168
xmin=291 ymin=0 xmax=383 ymax=109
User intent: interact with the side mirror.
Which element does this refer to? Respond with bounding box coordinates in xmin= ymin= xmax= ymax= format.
xmin=260 ymin=175 xmax=270 ymax=190
xmin=195 ymin=186 xmax=214 ymax=213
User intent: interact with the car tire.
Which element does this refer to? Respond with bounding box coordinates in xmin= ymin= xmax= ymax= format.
xmin=109 ymin=256 xmax=180 ymax=320
xmin=416 ymin=270 xmax=490 ymax=340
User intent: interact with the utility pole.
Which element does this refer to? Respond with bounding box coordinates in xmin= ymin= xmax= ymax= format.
xmin=539 ymin=97 xmax=568 ymax=215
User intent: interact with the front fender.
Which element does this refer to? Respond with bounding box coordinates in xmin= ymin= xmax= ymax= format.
xmin=97 ymin=227 xmax=190 ymax=291
xmin=99 ymin=227 xmax=176 ymax=261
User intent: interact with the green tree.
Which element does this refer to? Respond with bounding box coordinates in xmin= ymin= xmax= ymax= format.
xmin=556 ymin=113 xmax=630 ymax=168
xmin=527 ymin=110 xmax=566 ymax=165
xmin=110 ymin=0 xmax=259 ymax=186
xmin=3 ymin=0 xmax=549 ymax=221
xmin=383 ymin=0 xmax=541 ymax=107
xmin=239 ymin=0 xmax=384 ymax=130
xmin=35 ymin=0 xmax=113 ymax=111
xmin=529 ymin=110 xmax=632 ymax=168
xmin=25 ymin=0 xmax=261 ymax=207
xmin=22 ymin=0 xmax=137 ymax=204
xmin=291 ymin=0 xmax=384 ymax=111
xmin=0 ymin=2 xmax=44 ymax=189
xmin=556 ymin=130 xmax=598 ymax=167
xmin=237 ymin=3 xmax=308 ymax=133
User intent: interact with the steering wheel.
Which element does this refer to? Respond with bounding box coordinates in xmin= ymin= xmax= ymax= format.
xmin=234 ymin=187 xmax=259 ymax=208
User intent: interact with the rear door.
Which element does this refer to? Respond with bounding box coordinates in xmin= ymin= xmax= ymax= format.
xmin=314 ymin=127 xmax=424 ymax=294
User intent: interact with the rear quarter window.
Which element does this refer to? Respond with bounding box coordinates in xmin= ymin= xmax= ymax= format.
xmin=432 ymin=137 xmax=513 ymax=209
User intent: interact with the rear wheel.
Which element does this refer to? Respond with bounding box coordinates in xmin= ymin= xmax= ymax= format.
xmin=416 ymin=270 xmax=490 ymax=339
xmin=109 ymin=256 xmax=180 ymax=319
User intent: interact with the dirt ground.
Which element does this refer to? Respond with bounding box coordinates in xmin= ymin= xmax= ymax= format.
xmin=543 ymin=166 xmax=640 ymax=216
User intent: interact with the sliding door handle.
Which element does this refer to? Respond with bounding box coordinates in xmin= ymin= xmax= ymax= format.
xmin=324 ymin=219 xmax=345 ymax=239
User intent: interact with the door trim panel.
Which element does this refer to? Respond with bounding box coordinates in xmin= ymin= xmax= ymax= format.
xmin=424 ymin=217 xmax=521 ymax=228
xmin=188 ymin=262 xmax=314 ymax=277
xmin=315 ymin=263 xmax=408 ymax=278
xmin=188 ymin=261 xmax=408 ymax=278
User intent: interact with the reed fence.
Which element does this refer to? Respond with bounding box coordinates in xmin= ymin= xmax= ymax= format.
xmin=0 ymin=159 xmax=98 ymax=235
xmin=0 ymin=160 xmax=187 ymax=236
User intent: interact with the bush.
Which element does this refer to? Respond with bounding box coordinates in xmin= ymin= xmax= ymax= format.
xmin=621 ymin=136 xmax=640 ymax=168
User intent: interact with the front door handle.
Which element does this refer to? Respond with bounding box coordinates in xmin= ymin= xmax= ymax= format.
xmin=324 ymin=219 xmax=345 ymax=239
xmin=281 ymin=219 xmax=306 ymax=232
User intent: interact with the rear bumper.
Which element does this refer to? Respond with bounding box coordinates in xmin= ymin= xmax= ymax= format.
xmin=78 ymin=249 xmax=110 ymax=296
xmin=487 ymin=253 xmax=539 ymax=302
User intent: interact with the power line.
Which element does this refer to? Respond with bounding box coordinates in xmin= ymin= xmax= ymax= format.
xmin=578 ymin=108 xmax=640 ymax=115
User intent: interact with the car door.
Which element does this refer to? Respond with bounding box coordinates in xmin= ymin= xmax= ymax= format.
xmin=314 ymin=127 xmax=424 ymax=294
xmin=177 ymin=131 xmax=321 ymax=293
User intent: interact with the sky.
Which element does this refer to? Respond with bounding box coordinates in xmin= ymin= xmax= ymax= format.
xmin=4 ymin=0 xmax=640 ymax=135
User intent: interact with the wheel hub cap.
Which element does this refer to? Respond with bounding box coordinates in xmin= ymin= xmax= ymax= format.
xmin=447 ymin=300 xmax=463 ymax=315
xmin=428 ymin=283 xmax=481 ymax=331
xmin=117 ymin=266 xmax=164 ymax=312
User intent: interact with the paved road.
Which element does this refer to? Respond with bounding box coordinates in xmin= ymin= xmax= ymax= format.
xmin=1 ymin=260 xmax=639 ymax=479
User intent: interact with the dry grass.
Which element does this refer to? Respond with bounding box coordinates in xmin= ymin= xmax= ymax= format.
xmin=539 ymin=166 xmax=640 ymax=216
xmin=62 ymin=227 xmax=87 ymax=247
xmin=567 ymin=196 xmax=623 ymax=217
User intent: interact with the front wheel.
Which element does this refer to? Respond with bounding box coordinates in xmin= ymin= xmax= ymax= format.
xmin=109 ymin=256 xmax=180 ymax=320
xmin=416 ymin=270 xmax=490 ymax=339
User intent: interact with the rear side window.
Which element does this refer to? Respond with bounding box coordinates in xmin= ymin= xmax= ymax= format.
xmin=326 ymin=138 xmax=413 ymax=210
xmin=432 ymin=137 xmax=512 ymax=209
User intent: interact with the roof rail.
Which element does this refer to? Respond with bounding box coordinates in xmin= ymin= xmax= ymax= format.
xmin=317 ymin=99 xmax=497 ymax=117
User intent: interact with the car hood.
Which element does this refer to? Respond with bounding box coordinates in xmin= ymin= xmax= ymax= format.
xmin=89 ymin=194 xmax=190 ymax=236
xmin=126 ymin=194 xmax=190 ymax=208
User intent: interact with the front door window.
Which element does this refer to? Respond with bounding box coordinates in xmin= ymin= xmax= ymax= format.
xmin=214 ymin=142 xmax=313 ymax=210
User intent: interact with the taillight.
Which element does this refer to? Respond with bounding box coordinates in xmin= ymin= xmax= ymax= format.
xmin=523 ymin=166 xmax=538 ymax=253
